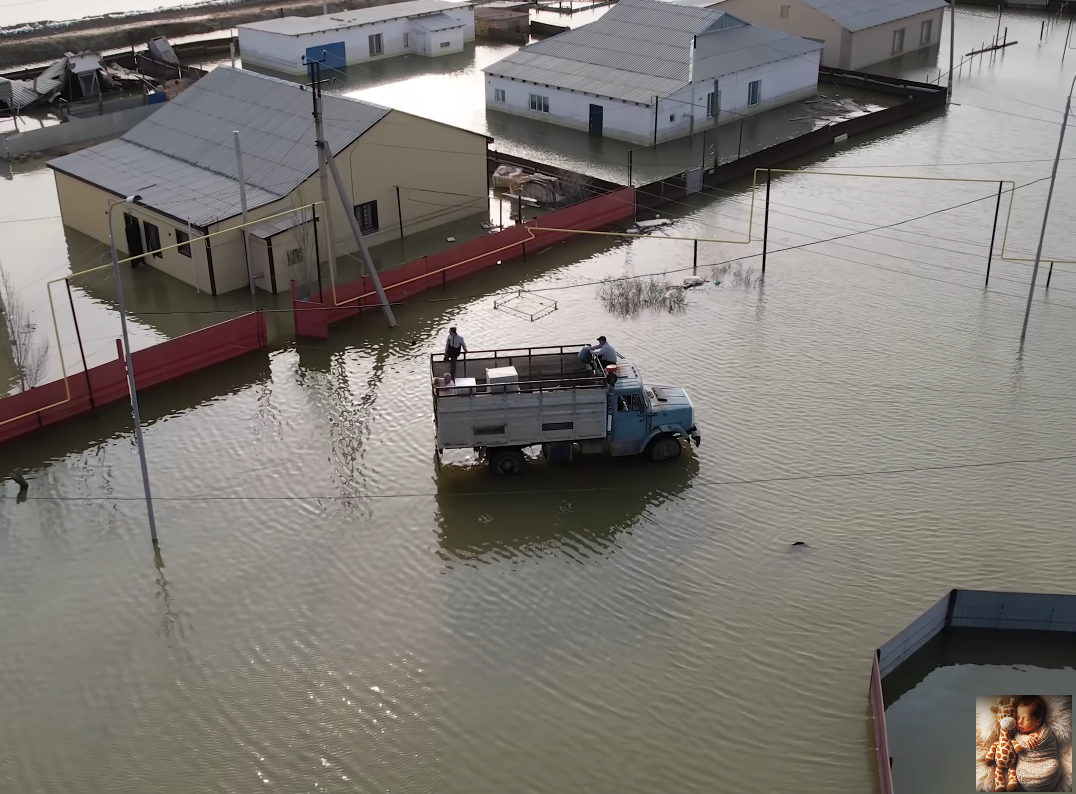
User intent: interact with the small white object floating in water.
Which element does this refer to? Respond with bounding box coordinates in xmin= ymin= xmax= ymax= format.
xmin=625 ymin=227 xmax=641 ymax=234
xmin=681 ymin=275 xmax=705 ymax=289
xmin=636 ymin=218 xmax=672 ymax=229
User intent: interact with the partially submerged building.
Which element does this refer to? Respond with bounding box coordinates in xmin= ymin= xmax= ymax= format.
xmin=706 ymin=0 xmax=947 ymax=70
xmin=238 ymin=0 xmax=475 ymax=73
xmin=48 ymin=67 xmax=491 ymax=295
xmin=483 ymin=0 xmax=821 ymax=144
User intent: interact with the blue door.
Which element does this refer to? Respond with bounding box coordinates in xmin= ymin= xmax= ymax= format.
xmin=306 ymin=41 xmax=346 ymax=72
xmin=610 ymin=390 xmax=647 ymax=455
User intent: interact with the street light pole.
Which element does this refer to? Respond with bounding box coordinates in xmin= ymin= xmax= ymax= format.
xmin=108 ymin=195 xmax=158 ymax=545
xmin=1021 ymin=73 xmax=1076 ymax=340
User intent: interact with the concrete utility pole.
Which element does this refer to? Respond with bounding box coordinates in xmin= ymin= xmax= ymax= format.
xmin=305 ymin=57 xmax=337 ymax=303
xmin=305 ymin=55 xmax=396 ymax=327
xmin=948 ymin=0 xmax=956 ymax=103
xmin=107 ymin=195 xmax=158 ymax=546
xmin=1021 ymin=73 xmax=1076 ymax=340
xmin=233 ymin=131 xmax=255 ymax=296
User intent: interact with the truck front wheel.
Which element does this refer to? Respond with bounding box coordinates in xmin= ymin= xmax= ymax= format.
xmin=490 ymin=448 xmax=525 ymax=475
xmin=647 ymin=435 xmax=682 ymax=462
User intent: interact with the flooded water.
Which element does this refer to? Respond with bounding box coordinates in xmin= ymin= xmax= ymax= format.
xmin=4 ymin=7 xmax=1076 ymax=794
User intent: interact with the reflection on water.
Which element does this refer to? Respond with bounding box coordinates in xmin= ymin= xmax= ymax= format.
xmin=435 ymin=453 xmax=699 ymax=565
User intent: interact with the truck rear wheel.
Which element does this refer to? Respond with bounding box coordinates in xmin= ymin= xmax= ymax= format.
xmin=489 ymin=448 xmax=525 ymax=475
xmin=648 ymin=435 xmax=682 ymax=462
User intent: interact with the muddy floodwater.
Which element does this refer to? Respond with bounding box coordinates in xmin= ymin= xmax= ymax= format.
xmin=3 ymin=7 xmax=1076 ymax=794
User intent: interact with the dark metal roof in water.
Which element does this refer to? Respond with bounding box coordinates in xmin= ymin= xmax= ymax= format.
xmin=484 ymin=0 xmax=814 ymax=105
xmin=48 ymin=67 xmax=392 ymax=226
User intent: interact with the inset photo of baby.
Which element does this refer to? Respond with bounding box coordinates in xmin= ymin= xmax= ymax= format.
xmin=976 ymin=695 xmax=1072 ymax=792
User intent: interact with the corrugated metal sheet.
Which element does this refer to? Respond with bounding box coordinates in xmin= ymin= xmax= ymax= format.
xmin=49 ymin=67 xmax=392 ymax=227
xmin=0 ymin=57 xmax=67 ymax=111
xmin=242 ymin=0 xmax=472 ymax=36
xmin=249 ymin=209 xmax=311 ymax=239
xmin=485 ymin=0 xmax=816 ymax=105
xmin=801 ymin=0 xmax=947 ymax=32
xmin=694 ymin=24 xmax=822 ymax=76
xmin=410 ymin=12 xmax=466 ymax=31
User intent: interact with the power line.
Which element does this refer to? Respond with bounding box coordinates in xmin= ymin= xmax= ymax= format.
xmin=14 ymin=451 xmax=1076 ymax=503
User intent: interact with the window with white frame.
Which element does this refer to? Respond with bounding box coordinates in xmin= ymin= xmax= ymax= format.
xmin=494 ymin=88 xmax=506 ymax=102
xmin=892 ymin=27 xmax=905 ymax=54
xmin=529 ymin=93 xmax=549 ymax=113
xmin=369 ymin=33 xmax=384 ymax=56
xmin=440 ymin=41 xmax=451 ymax=48
xmin=747 ymin=80 xmax=761 ymax=106
xmin=403 ymin=31 xmax=409 ymax=48
xmin=669 ymin=113 xmax=675 ymax=122
xmin=920 ymin=19 xmax=932 ymax=45
xmin=779 ymin=4 xmax=790 ymax=18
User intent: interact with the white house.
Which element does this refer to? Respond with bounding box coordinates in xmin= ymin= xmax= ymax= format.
xmin=238 ymin=0 xmax=475 ymax=74
xmin=483 ymin=0 xmax=822 ymax=145
xmin=703 ymin=0 xmax=947 ymax=71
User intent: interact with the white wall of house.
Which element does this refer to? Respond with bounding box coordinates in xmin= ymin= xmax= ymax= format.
xmin=713 ymin=0 xmax=844 ymax=68
xmin=485 ymin=75 xmax=655 ymax=143
xmin=239 ymin=7 xmax=474 ymax=73
xmin=485 ymin=47 xmax=820 ymax=144
xmin=847 ymin=7 xmax=944 ymax=70
xmin=411 ymin=24 xmax=465 ymax=56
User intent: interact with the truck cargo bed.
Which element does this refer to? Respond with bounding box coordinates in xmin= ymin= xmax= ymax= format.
xmin=431 ymin=346 xmax=609 ymax=449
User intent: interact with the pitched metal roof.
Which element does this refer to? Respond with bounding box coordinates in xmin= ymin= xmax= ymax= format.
xmin=694 ymin=22 xmax=822 ymax=77
xmin=484 ymin=0 xmax=816 ymax=105
xmin=49 ymin=67 xmax=391 ymax=226
xmin=409 ymin=12 xmax=466 ymax=31
xmin=799 ymin=0 xmax=947 ymax=32
xmin=241 ymin=0 xmax=472 ymax=36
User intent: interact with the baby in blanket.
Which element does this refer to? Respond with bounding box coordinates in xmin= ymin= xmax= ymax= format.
xmin=1013 ymin=696 xmax=1062 ymax=792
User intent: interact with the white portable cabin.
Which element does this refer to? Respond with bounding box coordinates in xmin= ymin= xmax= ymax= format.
xmin=238 ymin=0 xmax=475 ymax=74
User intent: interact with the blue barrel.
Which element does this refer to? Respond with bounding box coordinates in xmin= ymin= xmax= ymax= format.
xmin=578 ymin=346 xmax=593 ymax=364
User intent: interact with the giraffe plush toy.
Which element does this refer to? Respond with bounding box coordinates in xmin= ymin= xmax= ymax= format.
xmin=987 ymin=697 xmax=1020 ymax=791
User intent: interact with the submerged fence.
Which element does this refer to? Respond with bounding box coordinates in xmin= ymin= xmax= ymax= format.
xmin=637 ymin=69 xmax=947 ymax=211
xmin=0 ymin=311 xmax=267 ymax=445
xmin=293 ymin=187 xmax=636 ymax=339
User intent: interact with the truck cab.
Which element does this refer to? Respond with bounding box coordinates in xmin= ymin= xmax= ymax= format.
xmin=607 ymin=359 xmax=701 ymax=459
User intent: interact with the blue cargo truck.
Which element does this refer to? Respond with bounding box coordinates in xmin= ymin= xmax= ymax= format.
xmin=431 ymin=344 xmax=701 ymax=474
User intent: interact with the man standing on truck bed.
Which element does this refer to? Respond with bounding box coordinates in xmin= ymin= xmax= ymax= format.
xmin=444 ymin=326 xmax=467 ymax=377
xmin=590 ymin=336 xmax=617 ymax=370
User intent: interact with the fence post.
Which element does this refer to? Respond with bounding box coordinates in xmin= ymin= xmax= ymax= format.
xmin=985 ymin=180 xmax=1003 ymax=286
xmin=762 ymin=168 xmax=771 ymax=274
xmin=65 ymin=278 xmax=96 ymax=413
xmin=693 ymin=239 xmax=698 ymax=274
xmin=1047 ymin=261 xmax=1055 ymax=289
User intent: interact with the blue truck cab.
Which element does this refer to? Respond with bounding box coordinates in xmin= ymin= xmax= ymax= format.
xmin=606 ymin=356 xmax=702 ymax=460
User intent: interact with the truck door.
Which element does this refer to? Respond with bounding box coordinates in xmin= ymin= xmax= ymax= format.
xmin=610 ymin=391 xmax=647 ymax=456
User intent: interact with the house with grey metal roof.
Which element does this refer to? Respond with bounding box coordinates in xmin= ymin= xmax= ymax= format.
xmin=48 ymin=66 xmax=490 ymax=295
xmin=238 ymin=0 xmax=475 ymax=73
xmin=700 ymin=0 xmax=947 ymax=70
xmin=483 ymin=0 xmax=822 ymax=145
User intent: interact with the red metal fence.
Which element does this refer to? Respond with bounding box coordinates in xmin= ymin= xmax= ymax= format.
xmin=0 ymin=311 xmax=267 ymax=445
xmin=294 ymin=187 xmax=636 ymax=339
